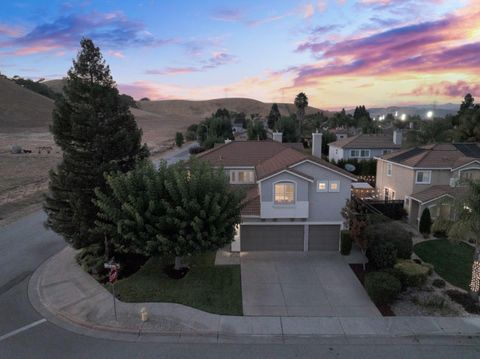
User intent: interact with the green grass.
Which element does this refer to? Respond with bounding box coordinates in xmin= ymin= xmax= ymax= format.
xmin=112 ymin=252 xmax=243 ymax=316
xmin=414 ymin=239 xmax=473 ymax=290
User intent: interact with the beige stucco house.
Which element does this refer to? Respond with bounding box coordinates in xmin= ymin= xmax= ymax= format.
xmin=375 ymin=143 xmax=480 ymax=227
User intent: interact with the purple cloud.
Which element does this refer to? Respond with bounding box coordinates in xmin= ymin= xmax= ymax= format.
xmin=146 ymin=52 xmax=236 ymax=75
xmin=3 ymin=11 xmax=172 ymax=55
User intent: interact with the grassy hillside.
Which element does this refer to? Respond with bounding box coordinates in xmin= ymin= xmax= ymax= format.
xmin=43 ymin=79 xmax=66 ymax=94
xmin=137 ymin=97 xmax=324 ymax=121
xmin=0 ymin=77 xmax=54 ymax=132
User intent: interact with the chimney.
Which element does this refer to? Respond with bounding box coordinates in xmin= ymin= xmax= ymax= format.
xmin=312 ymin=130 xmax=323 ymax=158
xmin=272 ymin=132 xmax=283 ymax=143
xmin=393 ymin=129 xmax=403 ymax=145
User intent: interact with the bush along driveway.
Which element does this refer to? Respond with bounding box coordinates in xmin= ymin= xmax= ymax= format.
xmin=414 ymin=239 xmax=473 ymax=291
xmin=113 ymin=252 xmax=243 ymax=316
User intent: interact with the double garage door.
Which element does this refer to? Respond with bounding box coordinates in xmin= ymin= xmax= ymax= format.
xmin=240 ymin=224 xmax=340 ymax=251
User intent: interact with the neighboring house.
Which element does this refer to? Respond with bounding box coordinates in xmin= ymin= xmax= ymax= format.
xmin=328 ymin=130 xmax=403 ymax=162
xmin=329 ymin=128 xmax=349 ymax=141
xmin=196 ymin=133 xmax=356 ymax=252
xmin=375 ymin=143 xmax=480 ymax=227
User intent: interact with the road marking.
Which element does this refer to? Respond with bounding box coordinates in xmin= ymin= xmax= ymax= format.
xmin=0 ymin=319 xmax=47 ymax=342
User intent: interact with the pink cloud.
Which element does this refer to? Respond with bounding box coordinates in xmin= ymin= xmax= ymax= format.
xmin=408 ymin=81 xmax=480 ymax=98
xmin=291 ymin=11 xmax=480 ymax=85
xmin=117 ymin=81 xmax=174 ymax=100
xmin=107 ymin=50 xmax=125 ymax=59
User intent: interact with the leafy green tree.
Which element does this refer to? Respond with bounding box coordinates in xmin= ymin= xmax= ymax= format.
xmin=119 ymin=93 xmax=138 ymax=109
xmin=267 ymin=103 xmax=281 ymax=129
xmin=275 ymin=116 xmax=299 ymax=142
xmin=247 ymin=118 xmax=267 ymax=140
xmin=44 ymin=38 xmax=147 ymax=249
xmin=175 ymin=132 xmax=184 ymax=147
xmin=448 ymin=180 xmax=480 ymax=296
xmin=294 ymin=92 xmax=308 ymax=134
xmin=95 ymin=160 xmax=244 ymax=270
xmin=197 ymin=115 xmax=233 ymax=148
xmin=419 ymin=208 xmax=432 ymax=237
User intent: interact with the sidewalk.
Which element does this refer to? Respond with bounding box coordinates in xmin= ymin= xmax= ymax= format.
xmin=28 ymin=247 xmax=480 ymax=344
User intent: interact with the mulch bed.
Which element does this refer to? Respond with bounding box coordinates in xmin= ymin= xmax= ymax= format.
xmin=349 ymin=263 xmax=395 ymax=317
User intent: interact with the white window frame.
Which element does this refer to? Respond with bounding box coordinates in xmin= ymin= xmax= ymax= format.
xmin=273 ymin=181 xmax=296 ymax=205
xmin=349 ymin=149 xmax=371 ymax=158
xmin=316 ymin=180 xmax=328 ymax=192
xmin=387 ymin=163 xmax=392 ymax=176
xmin=415 ymin=170 xmax=431 ymax=184
xmin=329 ymin=180 xmax=340 ymax=192
xmin=229 ymin=170 xmax=255 ymax=184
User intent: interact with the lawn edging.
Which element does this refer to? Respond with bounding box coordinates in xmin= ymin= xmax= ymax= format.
xmin=28 ymin=247 xmax=480 ymax=343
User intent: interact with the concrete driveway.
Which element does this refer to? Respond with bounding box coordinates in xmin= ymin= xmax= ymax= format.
xmin=240 ymin=252 xmax=380 ymax=317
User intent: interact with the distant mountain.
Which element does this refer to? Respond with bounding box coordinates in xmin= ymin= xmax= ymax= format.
xmin=347 ymin=104 xmax=459 ymax=119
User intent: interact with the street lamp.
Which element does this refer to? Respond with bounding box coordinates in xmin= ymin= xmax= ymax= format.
xmin=400 ymin=114 xmax=407 ymax=121
xmin=426 ymin=111 xmax=434 ymax=119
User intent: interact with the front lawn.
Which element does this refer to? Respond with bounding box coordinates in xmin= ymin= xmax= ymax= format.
xmin=414 ymin=239 xmax=473 ymax=291
xmin=113 ymin=252 xmax=243 ymax=315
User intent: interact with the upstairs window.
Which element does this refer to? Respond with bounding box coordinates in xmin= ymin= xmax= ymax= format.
xmin=230 ymin=170 xmax=255 ymax=184
xmin=329 ymin=180 xmax=340 ymax=192
xmin=387 ymin=163 xmax=392 ymax=176
xmin=416 ymin=170 xmax=431 ymax=184
xmin=350 ymin=149 xmax=370 ymax=158
xmin=274 ymin=182 xmax=295 ymax=205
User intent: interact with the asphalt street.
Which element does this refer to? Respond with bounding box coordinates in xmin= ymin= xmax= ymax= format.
xmin=0 ymin=147 xmax=479 ymax=357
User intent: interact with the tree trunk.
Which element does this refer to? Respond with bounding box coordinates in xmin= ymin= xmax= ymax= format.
xmin=174 ymin=256 xmax=183 ymax=271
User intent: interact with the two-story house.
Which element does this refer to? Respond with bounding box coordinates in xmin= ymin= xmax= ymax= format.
xmin=328 ymin=130 xmax=403 ymax=162
xmin=375 ymin=143 xmax=480 ymax=227
xmin=196 ymin=133 xmax=356 ymax=252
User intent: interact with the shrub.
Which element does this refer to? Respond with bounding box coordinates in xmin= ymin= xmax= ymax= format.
xmin=394 ymin=260 xmax=429 ymax=288
xmin=364 ymin=221 xmax=413 ymax=259
xmin=382 ymin=267 xmax=407 ymax=291
xmin=432 ymin=279 xmax=446 ymax=288
xmin=419 ymin=208 xmax=432 ymax=237
xmin=189 ymin=145 xmax=206 ymax=155
xmin=445 ymin=290 xmax=480 ymax=314
xmin=365 ymin=272 xmax=401 ymax=304
xmin=423 ymin=262 xmax=434 ymax=275
xmin=185 ymin=130 xmax=196 ymax=141
xmin=76 ymin=243 xmax=107 ymax=281
xmin=367 ymin=241 xmax=397 ymax=269
xmin=340 ymin=230 xmax=353 ymax=255
xmin=431 ymin=218 xmax=453 ymax=238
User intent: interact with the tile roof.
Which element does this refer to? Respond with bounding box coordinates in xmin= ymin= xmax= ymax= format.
xmin=381 ymin=143 xmax=480 ymax=168
xmin=241 ymin=186 xmax=260 ymax=216
xmin=197 ymin=140 xmax=356 ymax=180
xmin=328 ymin=134 xmax=401 ymax=149
xmin=196 ymin=140 xmax=299 ymax=167
xmin=410 ymin=185 xmax=457 ymax=204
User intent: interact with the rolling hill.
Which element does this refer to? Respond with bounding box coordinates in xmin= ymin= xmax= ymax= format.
xmin=137 ymin=97 xmax=324 ymax=121
xmin=0 ymin=77 xmax=54 ymax=132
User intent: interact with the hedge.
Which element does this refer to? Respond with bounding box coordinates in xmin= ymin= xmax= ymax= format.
xmin=365 ymin=271 xmax=401 ymax=304
xmin=340 ymin=230 xmax=353 ymax=255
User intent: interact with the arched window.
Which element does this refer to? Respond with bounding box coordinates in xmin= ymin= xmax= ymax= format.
xmin=274 ymin=182 xmax=295 ymax=205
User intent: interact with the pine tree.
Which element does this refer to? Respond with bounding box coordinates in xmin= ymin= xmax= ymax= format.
xmin=44 ymin=38 xmax=148 ymax=249
xmin=267 ymin=103 xmax=281 ymax=129
xmin=175 ymin=132 xmax=184 ymax=147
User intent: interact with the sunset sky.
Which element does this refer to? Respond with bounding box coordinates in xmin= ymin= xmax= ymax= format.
xmin=0 ymin=0 xmax=479 ymax=109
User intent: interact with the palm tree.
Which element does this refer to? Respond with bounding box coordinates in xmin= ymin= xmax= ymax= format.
xmin=448 ymin=180 xmax=480 ymax=297
xmin=294 ymin=92 xmax=308 ymax=136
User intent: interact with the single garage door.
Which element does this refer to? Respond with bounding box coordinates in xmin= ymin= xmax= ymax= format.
xmin=308 ymin=225 xmax=340 ymax=251
xmin=241 ymin=225 xmax=304 ymax=251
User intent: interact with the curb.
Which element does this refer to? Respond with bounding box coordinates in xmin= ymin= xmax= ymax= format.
xmin=28 ymin=248 xmax=480 ymax=344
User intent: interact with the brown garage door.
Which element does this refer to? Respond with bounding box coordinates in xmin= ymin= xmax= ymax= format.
xmin=308 ymin=225 xmax=340 ymax=251
xmin=240 ymin=225 xmax=304 ymax=251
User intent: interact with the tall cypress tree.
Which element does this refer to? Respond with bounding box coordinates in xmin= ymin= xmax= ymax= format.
xmin=44 ymin=38 xmax=148 ymax=249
